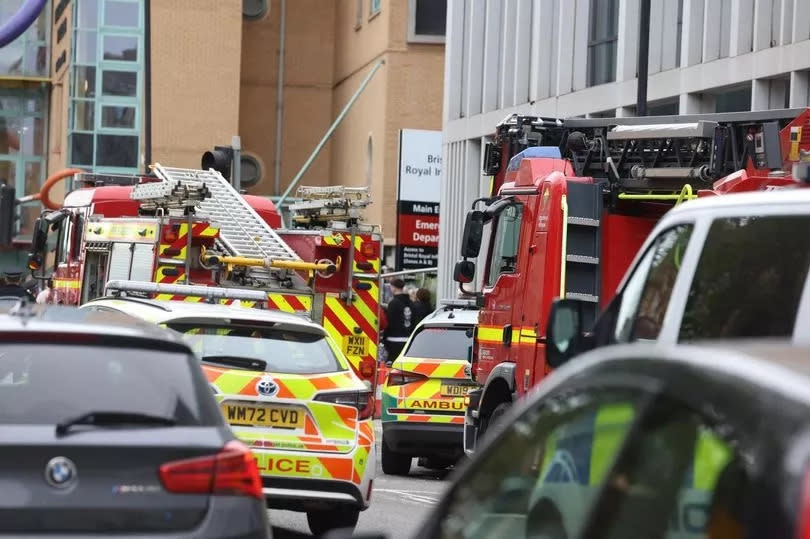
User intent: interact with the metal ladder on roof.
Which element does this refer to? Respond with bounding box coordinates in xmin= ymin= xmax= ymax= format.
xmin=151 ymin=164 xmax=300 ymax=281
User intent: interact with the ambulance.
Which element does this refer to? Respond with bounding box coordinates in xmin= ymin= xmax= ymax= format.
xmin=380 ymin=300 xmax=479 ymax=475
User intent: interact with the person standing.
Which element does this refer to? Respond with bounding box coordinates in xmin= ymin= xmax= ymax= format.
xmin=383 ymin=278 xmax=413 ymax=365
xmin=0 ymin=269 xmax=35 ymax=301
xmin=411 ymin=287 xmax=433 ymax=327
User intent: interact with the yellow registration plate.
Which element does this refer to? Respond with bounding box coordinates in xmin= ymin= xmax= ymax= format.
xmin=440 ymin=384 xmax=476 ymax=397
xmin=221 ymin=403 xmax=306 ymax=429
xmin=342 ymin=334 xmax=369 ymax=356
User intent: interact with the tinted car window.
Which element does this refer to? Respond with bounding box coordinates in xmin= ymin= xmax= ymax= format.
xmin=436 ymin=389 xmax=642 ymax=539
xmin=0 ymin=344 xmax=216 ymax=425
xmin=679 ymin=215 xmax=810 ymax=341
xmin=167 ymin=323 xmax=344 ymax=374
xmin=404 ymin=327 xmax=474 ymax=360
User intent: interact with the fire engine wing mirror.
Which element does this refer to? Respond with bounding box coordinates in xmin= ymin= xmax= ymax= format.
xmin=460 ymin=210 xmax=485 ymax=258
xmin=30 ymin=218 xmax=48 ymax=252
xmin=453 ymin=259 xmax=476 ymax=284
xmin=546 ymin=298 xmax=584 ymax=368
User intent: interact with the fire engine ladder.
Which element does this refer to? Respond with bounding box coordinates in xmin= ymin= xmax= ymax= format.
xmin=151 ymin=164 xmax=300 ymax=282
xmin=562 ymin=181 xmax=603 ymax=330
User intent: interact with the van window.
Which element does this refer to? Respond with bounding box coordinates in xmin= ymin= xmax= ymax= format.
xmin=679 ymin=215 xmax=810 ymax=341
xmin=613 ymin=225 xmax=693 ymax=343
xmin=404 ymin=326 xmax=474 ymax=360
xmin=486 ymin=204 xmax=523 ymax=287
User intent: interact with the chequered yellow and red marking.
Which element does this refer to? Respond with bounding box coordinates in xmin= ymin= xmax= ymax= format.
xmin=266 ymin=293 xmax=312 ymax=313
xmin=381 ymin=358 xmax=478 ymax=424
xmin=154 ymin=222 xmax=218 ymax=286
xmin=208 ymin=364 xmax=374 ymax=492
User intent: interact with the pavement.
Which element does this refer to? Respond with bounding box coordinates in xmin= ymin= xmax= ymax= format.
xmin=269 ymin=420 xmax=453 ymax=538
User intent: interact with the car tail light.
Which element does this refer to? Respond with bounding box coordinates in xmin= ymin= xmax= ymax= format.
xmin=314 ymin=390 xmax=374 ymax=420
xmin=386 ymin=368 xmax=428 ymax=387
xmin=159 ymin=440 xmax=262 ymax=499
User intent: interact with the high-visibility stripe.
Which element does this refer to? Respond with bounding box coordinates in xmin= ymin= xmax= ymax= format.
xmin=693 ymin=430 xmax=731 ymax=490
xmin=589 ymin=403 xmax=635 ymax=485
xmin=53 ymin=279 xmax=80 ymax=289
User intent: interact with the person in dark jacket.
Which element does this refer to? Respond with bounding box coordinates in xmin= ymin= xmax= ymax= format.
xmin=411 ymin=287 xmax=432 ymax=327
xmin=0 ymin=269 xmax=35 ymax=301
xmin=383 ymin=278 xmax=414 ymax=365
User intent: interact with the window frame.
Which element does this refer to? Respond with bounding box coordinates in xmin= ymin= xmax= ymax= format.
xmin=586 ymin=0 xmax=619 ymax=87
xmin=68 ymin=0 xmax=144 ymax=175
xmin=407 ymin=0 xmax=446 ymax=44
xmin=369 ymin=0 xmax=381 ymax=18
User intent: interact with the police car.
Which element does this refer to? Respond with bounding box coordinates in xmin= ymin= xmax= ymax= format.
xmin=380 ymin=301 xmax=479 ymax=475
xmin=414 ymin=341 xmax=810 ymax=538
xmin=80 ymin=297 xmax=375 ymax=536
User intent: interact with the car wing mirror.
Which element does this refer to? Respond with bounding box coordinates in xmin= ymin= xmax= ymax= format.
xmin=546 ymin=298 xmax=585 ymax=368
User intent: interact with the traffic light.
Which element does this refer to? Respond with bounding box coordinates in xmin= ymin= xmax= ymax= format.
xmin=201 ymin=146 xmax=234 ymax=179
xmin=0 ymin=184 xmax=16 ymax=247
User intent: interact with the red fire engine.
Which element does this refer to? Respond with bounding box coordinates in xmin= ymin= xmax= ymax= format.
xmin=455 ymin=107 xmax=810 ymax=452
xmin=26 ymin=164 xmax=383 ymax=386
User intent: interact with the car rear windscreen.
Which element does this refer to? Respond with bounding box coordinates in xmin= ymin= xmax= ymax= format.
xmin=0 ymin=344 xmax=217 ymax=425
xmin=404 ymin=327 xmax=474 ymax=360
xmin=679 ymin=215 xmax=810 ymax=341
xmin=166 ymin=323 xmax=344 ymax=374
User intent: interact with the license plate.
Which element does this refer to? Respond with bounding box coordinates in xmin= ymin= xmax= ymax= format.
xmin=342 ymin=334 xmax=369 ymax=356
xmin=440 ymin=384 xmax=476 ymax=397
xmin=221 ymin=403 xmax=306 ymax=429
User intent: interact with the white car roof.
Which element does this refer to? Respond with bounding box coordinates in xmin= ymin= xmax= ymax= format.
xmin=83 ymin=297 xmax=327 ymax=334
xmin=667 ymin=187 xmax=810 ymax=219
xmin=420 ymin=306 xmax=479 ymax=327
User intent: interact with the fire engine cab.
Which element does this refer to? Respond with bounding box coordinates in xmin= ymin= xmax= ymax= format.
xmin=27 ymin=164 xmax=383 ymax=386
xmin=455 ymin=107 xmax=810 ymax=454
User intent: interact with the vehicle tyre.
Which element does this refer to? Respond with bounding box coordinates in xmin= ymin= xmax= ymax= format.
xmin=484 ymin=402 xmax=511 ymax=437
xmin=306 ymin=507 xmax=360 ymax=537
xmin=381 ymin=439 xmax=411 ymax=475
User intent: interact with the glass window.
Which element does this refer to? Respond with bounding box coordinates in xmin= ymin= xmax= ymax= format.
xmin=74 ymin=66 xmax=97 ymax=98
xmin=103 ymin=35 xmax=138 ymax=61
xmin=104 ymin=1 xmax=140 ymax=26
xmin=404 ymin=327 xmax=474 ymax=360
xmin=165 ymin=323 xmax=345 ymax=375
xmin=96 ymin=134 xmax=138 ymax=167
xmin=101 ymin=105 xmax=135 ymax=128
xmin=438 ymin=390 xmax=642 ymax=539
xmin=714 ymin=86 xmax=752 ymax=113
xmin=486 ymin=204 xmax=523 ymax=287
xmin=70 ymin=133 xmax=94 ymax=165
xmin=408 ymin=0 xmax=446 ymax=42
xmin=72 ymin=100 xmax=95 ymax=131
xmin=76 ymin=0 xmax=100 ymax=29
xmin=587 ymin=0 xmax=619 ymax=86
xmin=679 ymin=216 xmax=810 ymax=341
xmin=614 ymin=225 xmax=693 ymax=343
xmin=75 ymin=31 xmax=98 ymax=64
xmin=370 ymin=0 xmax=381 ymax=15
xmin=0 ymin=344 xmax=214 ymax=426
xmin=102 ymin=70 xmax=137 ymax=96
xmin=0 ymin=0 xmax=50 ymax=78
xmin=590 ymin=399 xmax=746 ymax=538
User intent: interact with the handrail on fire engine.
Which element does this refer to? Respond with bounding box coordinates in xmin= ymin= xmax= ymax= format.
xmin=105 ymin=280 xmax=270 ymax=303
xmin=617 ymin=183 xmax=698 ymax=205
xmin=199 ymin=246 xmax=340 ymax=275
xmin=560 ymin=194 xmax=568 ymax=299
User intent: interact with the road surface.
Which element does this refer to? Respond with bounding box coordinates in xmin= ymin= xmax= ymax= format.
xmin=269 ymin=421 xmax=452 ymax=538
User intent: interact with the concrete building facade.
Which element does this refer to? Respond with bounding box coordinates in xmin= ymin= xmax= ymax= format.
xmin=0 ymin=0 xmax=446 ymax=270
xmin=437 ymin=0 xmax=810 ymax=300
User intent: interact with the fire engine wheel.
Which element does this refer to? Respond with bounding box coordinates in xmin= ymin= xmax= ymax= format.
xmin=306 ymin=507 xmax=359 ymax=537
xmin=381 ymin=439 xmax=412 ymax=476
xmin=484 ymin=402 xmax=512 ymax=438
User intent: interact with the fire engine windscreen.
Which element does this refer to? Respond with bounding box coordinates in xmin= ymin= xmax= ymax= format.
xmin=403 ymin=327 xmax=474 ymax=361
xmin=165 ymin=323 xmax=344 ymax=375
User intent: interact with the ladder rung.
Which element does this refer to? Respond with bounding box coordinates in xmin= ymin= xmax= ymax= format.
xmin=567 ymin=217 xmax=600 ymax=227
xmin=565 ymin=292 xmax=600 ymax=303
xmin=566 ymin=254 xmax=599 ymax=264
